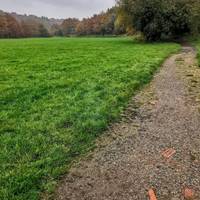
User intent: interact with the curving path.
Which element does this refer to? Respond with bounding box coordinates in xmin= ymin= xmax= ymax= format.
xmin=55 ymin=45 xmax=200 ymax=200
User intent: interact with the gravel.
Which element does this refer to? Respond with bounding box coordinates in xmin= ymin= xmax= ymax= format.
xmin=55 ymin=46 xmax=200 ymax=200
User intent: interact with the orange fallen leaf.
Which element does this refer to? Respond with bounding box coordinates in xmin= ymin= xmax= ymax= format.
xmin=162 ymin=148 xmax=176 ymax=159
xmin=148 ymin=189 xmax=158 ymax=200
xmin=184 ymin=188 xmax=194 ymax=200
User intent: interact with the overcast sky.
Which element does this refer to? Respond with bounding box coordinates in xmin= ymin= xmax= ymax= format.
xmin=0 ymin=0 xmax=116 ymax=19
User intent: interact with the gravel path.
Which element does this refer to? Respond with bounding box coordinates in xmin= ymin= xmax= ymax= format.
xmin=55 ymin=45 xmax=200 ymax=200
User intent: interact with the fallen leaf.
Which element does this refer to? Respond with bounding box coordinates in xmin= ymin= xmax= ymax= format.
xmin=162 ymin=148 xmax=176 ymax=159
xmin=148 ymin=189 xmax=158 ymax=200
xmin=184 ymin=188 xmax=194 ymax=200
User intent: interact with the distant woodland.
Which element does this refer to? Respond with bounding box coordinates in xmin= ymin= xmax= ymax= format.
xmin=0 ymin=7 xmax=122 ymax=38
xmin=1 ymin=0 xmax=200 ymax=40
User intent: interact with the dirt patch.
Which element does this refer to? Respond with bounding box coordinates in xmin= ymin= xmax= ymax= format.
xmin=54 ymin=46 xmax=200 ymax=200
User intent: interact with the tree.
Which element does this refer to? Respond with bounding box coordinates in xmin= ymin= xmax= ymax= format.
xmin=101 ymin=8 xmax=116 ymax=35
xmin=0 ymin=8 xmax=118 ymax=38
xmin=61 ymin=18 xmax=79 ymax=36
xmin=50 ymin=24 xmax=63 ymax=36
xmin=20 ymin=19 xmax=41 ymax=37
xmin=0 ymin=12 xmax=22 ymax=38
xmin=75 ymin=8 xmax=117 ymax=36
xmin=117 ymin=0 xmax=200 ymax=41
xmin=20 ymin=20 xmax=32 ymax=37
xmin=190 ymin=0 xmax=200 ymax=35
xmin=0 ymin=14 xmax=8 ymax=38
xmin=38 ymin=23 xmax=49 ymax=37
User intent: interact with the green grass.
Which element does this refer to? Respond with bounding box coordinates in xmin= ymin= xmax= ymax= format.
xmin=195 ymin=39 xmax=200 ymax=66
xmin=190 ymin=36 xmax=200 ymax=66
xmin=0 ymin=37 xmax=179 ymax=199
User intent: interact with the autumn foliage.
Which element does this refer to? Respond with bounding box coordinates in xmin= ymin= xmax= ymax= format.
xmin=0 ymin=8 xmax=119 ymax=38
xmin=0 ymin=12 xmax=22 ymax=38
xmin=61 ymin=8 xmax=117 ymax=36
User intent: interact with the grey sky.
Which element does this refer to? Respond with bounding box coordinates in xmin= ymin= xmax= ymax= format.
xmin=0 ymin=0 xmax=116 ymax=19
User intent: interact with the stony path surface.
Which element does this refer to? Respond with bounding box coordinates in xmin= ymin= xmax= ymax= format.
xmin=55 ymin=46 xmax=200 ymax=200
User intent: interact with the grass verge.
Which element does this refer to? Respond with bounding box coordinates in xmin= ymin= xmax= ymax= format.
xmin=196 ymin=39 xmax=200 ymax=66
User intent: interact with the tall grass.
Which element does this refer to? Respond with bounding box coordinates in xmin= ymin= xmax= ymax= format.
xmin=0 ymin=37 xmax=179 ymax=199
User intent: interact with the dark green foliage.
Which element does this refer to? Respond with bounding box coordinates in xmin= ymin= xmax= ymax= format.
xmin=38 ymin=24 xmax=49 ymax=37
xmin=134 ymin=0 xmax=190 ymax=41
xmin=117 ymin=0 xmax=200 ymax=41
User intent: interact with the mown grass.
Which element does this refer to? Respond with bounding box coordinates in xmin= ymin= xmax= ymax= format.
xmin=0 ymin=37 xmax=179 ymax=199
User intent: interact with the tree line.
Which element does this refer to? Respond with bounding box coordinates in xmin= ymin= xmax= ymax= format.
xmin=116 ymin=0 xmax=200 ymax=41
xmin=61 ymin=8 xmax=117 ymax=36
xmin=46 ymin=7 xmax=127 ymax=37
xmin=61 ymin=7 xmax=128 ymax=36
xmin=0 ymin=12 xmax=50 ymax=38
xmin=0 ymin=8 xmax=123 ymax=38
xmin=1 ymin=0 xmax=200 ymax=40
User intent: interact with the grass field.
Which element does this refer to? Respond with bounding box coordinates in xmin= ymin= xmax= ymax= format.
xmin=0 ymin=37 xmax=179 ymax=199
